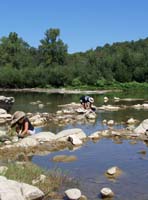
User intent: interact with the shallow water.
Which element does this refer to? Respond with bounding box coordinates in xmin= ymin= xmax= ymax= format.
xmin=1 ymin=89 xmax=148 ymax=200
xmin=33 ymin=139 xmax=148 ymax=200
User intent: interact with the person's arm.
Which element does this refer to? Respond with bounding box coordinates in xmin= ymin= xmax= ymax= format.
xmin=16 ymin=124 xmax=20 ymax=133
xmin=21 ymin=121 xmax=29 ymax=136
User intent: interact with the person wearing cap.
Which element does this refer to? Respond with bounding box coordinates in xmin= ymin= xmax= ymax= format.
xmin=80 ymin=95 xmax=94 ymax=110
xmin=11 ymin=111 xmax=35 ymax=138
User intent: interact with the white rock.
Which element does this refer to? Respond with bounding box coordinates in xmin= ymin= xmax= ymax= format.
xmin=65 ymin=188 xmax=81 ymax=200
xmin=104 ymin=96 xmax=109 ymax=101
xmin=132 ymin=104 xmax=142 ymax=109
xmin=142 ymin=119 xmax=148 ymax=129
xmin=29 ymin=114 xmax=41 ymax=122
xmin=15 ymin=137 xmax=39 ymax=148
xmin=0 ymin=130 xmax=6 ymax=137
xmin=4 ymin=141 xmax=11 ymax=145
xmin=56 ymin=110 xmax=63 ymax=114
xmin=22 ymin=182 xmax=44 ymax=200
xmin=100 ymin=187 xmax=114 ymax=198
xmin=32 ymin=174 xmax=46 ymax=185
xmin=88 ymin=131 xmax=100 ymax=139
xmin=101 ymin=130 xmax=109 ymax=136
xmin=114 ymin=97 xmax=120 ymax=101
xmin=38 ymin=104 xmax=44 ymax=108
xmin=107 ymin=120 xmax=114 ymax=126
xmin=0 ymin=109 xmax=7 ymax=115
xmin=134 ymin=119 xmax=148 ymax=135
xmin=12 ymin=136 xmax=19 ymax=143
xmin=127 ymin=118 xmax=136 ymax=124
xmin=0 ymin=114 xmax=12 ymax=119
xmin=102 ymin=119 xmax=107 ymax=124
xmin=107 ymin=166 xmax=117 ymax=175
xmin=68 ymin=135 xmax=82 ymax=145
xmin=143 ymin=103 xmax=148 ymax=109
xmin=56 ymin=128 xmax=86 ymax=141
xmin=111 ymin=131 xmax=121 ymax=136
xmin=30 ymin=132 xmax=56 ymax=142
xmin=76 ymin=108 xmax=87 ymax=114
xmin=99 ymin=105 xmax=120 ymax=111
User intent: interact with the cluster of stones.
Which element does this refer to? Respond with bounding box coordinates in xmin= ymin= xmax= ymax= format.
xmin=0 ymin=96 xmax=148 ymax=130
xmin=0 ymin=95 xmax=15 ymax=111
xmin=0 ymin=98 xmax=148 ymax=146
xmin=0 ymin=102 xmax=97 ymax=133
xmin=0 ymin=96 xmax=15 ymax=105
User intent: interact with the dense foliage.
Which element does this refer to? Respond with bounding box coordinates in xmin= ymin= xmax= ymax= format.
xmin=0 ymin=29 xmax=147 ymax=88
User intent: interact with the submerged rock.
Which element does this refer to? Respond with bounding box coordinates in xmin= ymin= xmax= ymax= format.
xmin=52 ymin=155 xmax=77 ymax=162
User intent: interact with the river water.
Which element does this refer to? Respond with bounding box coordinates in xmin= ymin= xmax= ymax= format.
xmin=1 ymin=89 xmax=148 ymax=200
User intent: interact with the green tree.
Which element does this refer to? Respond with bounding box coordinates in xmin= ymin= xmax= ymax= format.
xmin=0 ymin=32 xmax=32 ymax=69
xmin=39 ymin=28 xmax=68 ymax=66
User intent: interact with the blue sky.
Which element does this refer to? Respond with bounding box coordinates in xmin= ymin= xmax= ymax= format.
xmin=0 ymin=0 xmax=148 ymax=53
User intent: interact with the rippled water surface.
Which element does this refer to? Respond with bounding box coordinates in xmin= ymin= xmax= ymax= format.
xmin=1 ymin=89 xmax=148 ymax=200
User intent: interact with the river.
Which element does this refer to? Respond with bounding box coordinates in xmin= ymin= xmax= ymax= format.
xmin=1 ymin=89 xmax=148 ymax=200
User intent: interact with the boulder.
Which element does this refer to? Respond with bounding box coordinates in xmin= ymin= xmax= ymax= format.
xmin=30 ymin=132 xmax=56 ymax=142
xmin=56 ymin=128 xmax=87 ymax=142
xmin=134 ymin=119 xmax=148 ymax=135
xmin=68 ymin=135 xmax=83 ymax=145
xmin=15 ymin=137 xmax=39 ymax=148
xmin=0 ymin=176 xmax=44 ymax=200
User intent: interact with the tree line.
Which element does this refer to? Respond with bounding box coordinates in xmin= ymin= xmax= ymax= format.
xmin=0 ymin=28 xmax=147 ymax=88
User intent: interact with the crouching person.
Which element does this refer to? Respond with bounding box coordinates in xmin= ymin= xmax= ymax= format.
xmin=11 ymin=111 xmax=35 ymax=138
xmin=80 ymin=95 xmax=95 ymax=110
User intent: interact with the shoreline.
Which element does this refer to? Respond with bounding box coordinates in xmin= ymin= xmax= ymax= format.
xmin=0 ymin=88 xmax=121 ymax=94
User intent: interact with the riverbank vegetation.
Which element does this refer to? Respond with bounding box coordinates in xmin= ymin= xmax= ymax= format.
xmin=3 ymin=162 xmax=78 ymax=199
xmin=0 ymin=29 xmax=147 ymax=89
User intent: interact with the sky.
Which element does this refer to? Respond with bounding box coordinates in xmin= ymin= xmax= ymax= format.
xmin=0 ymin=0 xmax=148 ymax=53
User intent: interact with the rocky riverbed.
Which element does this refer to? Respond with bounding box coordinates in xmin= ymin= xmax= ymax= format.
xmin=0 ymin=90 xmax=148 ymax=200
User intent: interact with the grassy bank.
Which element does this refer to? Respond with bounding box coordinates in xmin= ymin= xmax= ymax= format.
xmin=0 ymin=141 xmax=78 ymax=199
xmin=66 ymin=82 xmax=148 ymax=91
xmin=2 ymin=162 xmax=78 ymax=199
